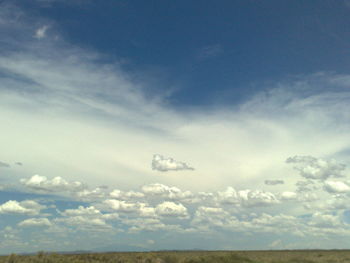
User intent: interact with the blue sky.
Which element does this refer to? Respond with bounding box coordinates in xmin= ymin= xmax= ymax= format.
xmin=2 ymin=0 xmax=350 ymax=254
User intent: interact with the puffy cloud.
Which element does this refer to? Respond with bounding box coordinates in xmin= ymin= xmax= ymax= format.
xmin=125 ymin=218 xmax=169 ymax=233
xmin=75 ymin=187 xmax=106 ymax=200
xmin=141 ymin=183 xmax=194 ymax=202
xmin=0 ymin=200 xmax=45 ymax=215
xmin=103 ymin=199 xmax=157 ymax=217
xmin=55 ymin=216 xmax=110 ymax=228
xmin=240 ymin=190 xmax=279 ymax=207
xmin=196 ymin=206 xmax=224 ymax=214
xmin=191 ymin=206 xmax=232 ymax=229
xmin=18 ymin=218 xmax=51 ymax=227
xmin=20 ymin=175 xmax=85 ymax=193
xmin=155 ymin=201 xmax=188 ymax=218
xmin=138 ymin=204 xmax=157 ymax=218
xmin=286 ymin=155 xmax=346 ymax=180
xmin=0 ymin=161 xmax=10 ymax=168
xmin=299 ymin=193 xmax=319 ymax=202
xmin=152 ymin=154 xmax=194 ymax=172
xmin=280 ymin=191 xmax=298 ymax=200
xmin=217 ymin=187 xmax=239 ymax=204
xmin=295 ymin=180 xmax=318 ymax=192
xmin=323 ymin=181 xmax=350 ymax=194
xmin=109 ymin=189 xmax=145 ymax=200
xmin=103 ymin=199 xmax=142 ymax=213
xmin=265 ymin=179 xmax=284 ymax=185
xmin=308 ymin=212 xmax=343 ymax=228
xmin=60 ymin=206 xmax=101 ymax=217
xmin=217 ymin=187 xmax=279 ymax=207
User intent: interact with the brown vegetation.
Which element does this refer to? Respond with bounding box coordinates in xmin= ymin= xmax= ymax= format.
xmin=1 ymin=250 xmax=350 ymax=263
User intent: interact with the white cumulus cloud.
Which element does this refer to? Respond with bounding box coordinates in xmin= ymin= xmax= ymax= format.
xmin=152 ymin=154 xmax=194 ymax=172
xmin=21 ymin=175 xmax=85 ymax=193
xmin=323 ymin=181 xmax=350 ymax=193
xmin=280 ymin=191 xmax=298 ymax=200
xmin=286 ymin=155 xmax=346 ymax=180
xmin=18 ymin=218 xmax=51 ymax=227
xmin=155 ymin=201 xmax=188 ymax=218
xmin=0 ymin=200 xmax=45 ymax=215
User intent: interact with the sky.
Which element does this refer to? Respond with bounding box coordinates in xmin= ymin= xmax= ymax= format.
xmin=1 ymin=0 xmax=350 ymax=254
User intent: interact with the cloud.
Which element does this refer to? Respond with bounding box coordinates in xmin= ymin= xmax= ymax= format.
xmin=34 ymin=25 xmax=49 ymax=39
xmin=3 ymin=2 xmax=350 ymax=251
xmin=323 ymin=180 xmax=350 ymax=193
xmin=0 ymin=200 xmax=45 ymax=215
xmin=240 ymin=190 xmax=279 ymax=207
xmin=286 ymin=155 xmax=346 ymax=180
xmin=217 ymin=187 xmax=239 ymax=204
xmin=20 ymin=175 xmax=85 ymax=193
xmin=197 ymin=44 xmax=223 ymax=59
xmin=0 ymin=161 xmax=10 ymax=168
xmin=18 ymin=218 xmax=51 ymax=227
xmin=265 ymin=179 xmax=284 ymax=185
xmin=155 ymin=201 xmax=188 ymax=218
xmin=152 ymin=154 xmax=194 ymax=172
xmin=295 ymin=180 xmax=318 ymax=192
xmin=217 ymin=187 xmax=279 ymax=207
xmin=280 ymin=191 xmax=298 ymax=200
xmin=75 ymin=187 xmax=106 ymax=200
xmin=103 ymin=199 xmax=143 ymax=213
xmin=308 ymin=212 xmax=343 ymax=228
xmin=109 ymin=189 xmax=145 ymax=200
xmin=54 ymin=216 xmax=110 ymax=228
xmin=141 ymin=183 xmax=194 ymax=202
xmin=60 ymin=206 xmax=101 ymax=217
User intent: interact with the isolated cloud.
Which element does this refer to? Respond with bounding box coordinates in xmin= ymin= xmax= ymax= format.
xmin=323 ymin=181 xmax=350 ymax=193
xmin=0 ymin=161 xmax=10 ymax=168
xmin=286 ymin=155 xmax=346 ymax=180
xmin=18 ymin=218 xmax=51 ymax=227
xmin=0 ymin=200 xmax=45 ymax=215
xmin=20 ymin=175 xmax=85 ymax=193
xmin=34 ymin=25 xmax=49 ymax=39
xmin=197 ymin=44 xmax=222 ymax=59
xmin=265 ymin=179 xmax=284 ymax=185
xmin=152 ymin=154 xmax=194 ymax=172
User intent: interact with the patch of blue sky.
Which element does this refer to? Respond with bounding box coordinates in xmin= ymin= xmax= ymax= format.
xmin=18 ymin=0 xmax=350 ymax=107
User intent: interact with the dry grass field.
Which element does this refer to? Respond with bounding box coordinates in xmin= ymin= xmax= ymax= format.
xmin=1 ymin=250 xmax=350 ymax=263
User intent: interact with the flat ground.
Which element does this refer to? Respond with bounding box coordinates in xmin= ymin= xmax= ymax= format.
xmin=1 ymin=250 xmax=350 ymax=263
